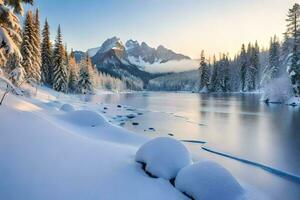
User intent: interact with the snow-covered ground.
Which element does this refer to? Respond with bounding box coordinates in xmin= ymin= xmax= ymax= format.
xmin=0 ymin=85 xmax=270 ymax=200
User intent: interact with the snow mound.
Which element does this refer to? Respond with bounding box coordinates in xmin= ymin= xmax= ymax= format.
xmin=135 ymin=137 xmax=192 ymax=180
xmin=62 ymin=110 xmax=107 ymax=127
xmin=60 ymin=104 xmax=75 ymax=112
xmin=175 ymin=161 xmax=243 ymax=200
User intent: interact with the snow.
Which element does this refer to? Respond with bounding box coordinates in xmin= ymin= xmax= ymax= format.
xmin=87 ymin=47 xmax=101 ymax=57
xmin=287 ymin=96 xmax=300 ymax=106
xmin=59 ymin=103 xmax=75 ymax=112
xmin=175 ymin=160 xmax=244 ymax=200
xmin=262 ymin=77 xmax=293 ymax=104
xmin=0 ymin=26 xmax=21 ymax=58
xmin=61 ymin=110 xmax=107 ymax=127
xmin=128 ymin=55 xmax=161 ymax=69
xmin=0 ymin=87 xmax=188 ymax=200
xmin=135 ymin=137 xmax=192 ymax=180
xmin=0 ymin=84 xmax=270 ymax=200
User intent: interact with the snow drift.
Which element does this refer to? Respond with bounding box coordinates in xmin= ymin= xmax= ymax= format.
xmin=175 ymin=161 xmax=244 ymax=200
xmin=135 ymin=137 xmax=192 ymax=180
xmin=60 ymin=103 xmax=75 ymax=112
xmin=61 ymin=110 xmax=107 ymax=127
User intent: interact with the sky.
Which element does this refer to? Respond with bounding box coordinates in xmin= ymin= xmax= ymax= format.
xmin=26 ymin=0 xmax=296 ymax=59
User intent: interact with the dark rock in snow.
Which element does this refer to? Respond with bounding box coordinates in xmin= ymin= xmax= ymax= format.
xmin=132 ymin=122 xmax=139 ymax=126
xmin=127 ymin=114 xmax=136 ymax=119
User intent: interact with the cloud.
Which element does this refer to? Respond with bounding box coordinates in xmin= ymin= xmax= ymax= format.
xmin=144 ymin=59 xmax=200 ymax=73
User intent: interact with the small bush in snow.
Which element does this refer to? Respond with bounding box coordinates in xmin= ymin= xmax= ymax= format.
xmin=135 ymin=137 xmax=192 ymax=180
xmin=175 ymin=161 xmax=243 ymax=200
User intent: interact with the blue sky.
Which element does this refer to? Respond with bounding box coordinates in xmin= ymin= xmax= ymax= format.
xmin=26 ymin=0 xmax=296 ymax=58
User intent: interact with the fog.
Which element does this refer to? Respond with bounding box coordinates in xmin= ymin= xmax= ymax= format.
xmin=144 ymin=59 xmax=200 ymax=73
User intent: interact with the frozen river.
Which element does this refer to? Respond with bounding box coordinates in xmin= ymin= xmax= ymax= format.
xmin=89 ymin=92 xmax=300 ymax=200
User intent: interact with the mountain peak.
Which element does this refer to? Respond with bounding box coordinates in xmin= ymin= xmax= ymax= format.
xmin=98 ymin=37 xmax=124 ymax=54
xmin=125 ymin=40 xmax=139 ymax=49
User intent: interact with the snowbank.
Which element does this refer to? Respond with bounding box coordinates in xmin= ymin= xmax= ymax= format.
xmin=60 ymin=103 xmax=75 ymax=112
xmin=135 ymin=137 xmax=192 ymax=180
xmin=0 ymin=90 xmax=188 ymax=200
xmin=61 ymin=110 xmax=107 ymax=127
xmin=175 ymin=161 xmax=243 ymax=200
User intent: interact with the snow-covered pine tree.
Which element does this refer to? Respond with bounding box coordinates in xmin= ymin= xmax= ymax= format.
xmin=222 ymin=54 xmax=230 ymax=92
xmin=210 ymin=55 xmax=218 ymax=92
xmin=52 ymin=25 xmax=68 ymax=93
xmin=77 ymin=54 xmax=94 ymax=94
xmin=41 ymin=19 xmax=52 ymax=85
xmin=286 ymin=3 xmax=300 ymax=96
xmin=63 ymin=44 xmax=70 ymax=85
xmin=5 ymin=52 xmax=20 ymax=73
xmin=21 ymin=11 xmax=40 ymax=82
xmin=230 ymin=54 xmax=241 ymax=91
xmin=240 ymin=44 xmax=248 ymax=92
xmin=269 ymin=36 xmax=280 ymax=79
xmin=280 ymin=32 xmax=292 ymax=75
xmin=68 ymin=49 xmax=78 ymax=92
xmin=32 ymin=9 xmax=41 ymax=82
xmin=246 ymin=42 xmax=260 ymax=91
xmin=6 ymin=52 xmax=26 ymax=85
xmin=199 ymin=50 xmax=210 ymax=92
xmin=0 ymin=0 xmax=33 ymax=66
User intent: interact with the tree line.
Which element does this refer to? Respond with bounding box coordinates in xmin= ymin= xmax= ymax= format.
xmin=0 ymin=1 xmax=129 ymax=94
xmin=198 ymin=3 xmax=300 ymax=98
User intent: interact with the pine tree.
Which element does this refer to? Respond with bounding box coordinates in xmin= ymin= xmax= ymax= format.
xmin=68 ymin=49 xmax=78 ymax=92
xmin=222 ymin=54 xmax=230 ymax=92
xmin=6 ymin=52 xmax=26 ymax=85
xmin=41 ymin=19 xmax=53 ymax=85
xmin=247 ymin=42 xmax=260 ymax=91
xmin=240 ymin=44 xmax=247 ymax=91
xmin=32 ymin=9 xmax=41 ymax=82
xmin=210 ymin=55 xmax=219 ymax=91
xmin=0 ymin=0 xmax=33 ymax=65
xmin=21 ymin=11 xmax=40 ymax=82
xmin=269 ymin=36 xmax=280 ymax=79
xmin=285 ymin=3 xmax=300 ymax=96
xmin=199 ymin=50 xmax=210 ymax=92
xmin=78 ymin=54 xmax=94 ymax=94
xmin=52 ymin=25 xmax=68 ymax=93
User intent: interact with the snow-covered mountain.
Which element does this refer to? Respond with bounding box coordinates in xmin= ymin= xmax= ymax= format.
xmin=126 ymin=39 xmax=190 ymax=65
xmin=89 ymin=37 xmax=190 ymax=66
xmin=90 ymin=37 xmax=154 ymax=85
xmin=75 ymin=37 xmax=191 ymax=85
xmin=87 ymin=37 xmax=191 ymax=84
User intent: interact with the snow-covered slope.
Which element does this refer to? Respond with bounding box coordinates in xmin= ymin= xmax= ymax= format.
xmin=0 ymin=87 xmax=188 ymax=200
xmin=87 ymin=47 xmax=101 ymax=57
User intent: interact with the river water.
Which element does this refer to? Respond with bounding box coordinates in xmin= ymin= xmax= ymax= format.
xmin=91 ymin=92 xmax=300 ymax=200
